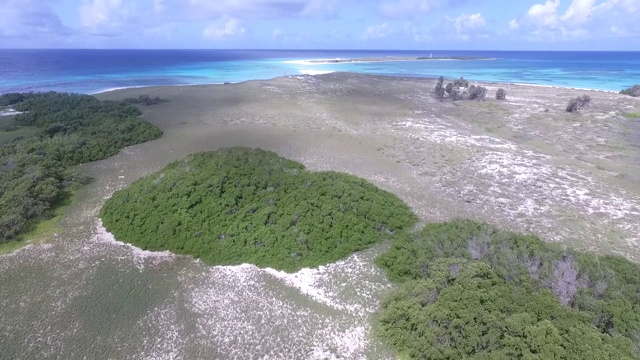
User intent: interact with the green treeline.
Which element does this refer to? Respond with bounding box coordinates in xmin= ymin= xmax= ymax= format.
xmin=376 ymin=219 xmax=640 ymax=359
xmin=0 ymin=92 xmax=162 ymax=244
xmin=100 ymin=147 xmax=417 ymax=271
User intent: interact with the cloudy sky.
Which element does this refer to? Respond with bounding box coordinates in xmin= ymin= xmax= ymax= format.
xmin=0 ymin=0 xmax=638 ymax=50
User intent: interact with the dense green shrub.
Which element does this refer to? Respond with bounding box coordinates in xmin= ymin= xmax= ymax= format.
xmin=567 ymin=94 xmax=591 ymax=113
xmin=122 ymin=95 xmax=168 ymax=106
xmin=620 ymin=85 xmax=640 ymax=97
xmin=434 ymin=76 xmax=485 ymax=101
xmin=100 ymin=147 xmax=417 ymax=271
xmin=0 ymin=92 xmax=163 ymax=244
xmin=453 ymin=77 xmax=469 ymax=88
xmin=434 ymin=77 xmax=445 ymax=99
xmin=376 ymin=219 xmax=640 ymax=359
xmin=467 ymin=84 xmax=487 ymax=100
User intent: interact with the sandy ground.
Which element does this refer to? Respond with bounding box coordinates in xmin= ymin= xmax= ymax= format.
xmin=1 ymin=73 xmax=639 ymax=359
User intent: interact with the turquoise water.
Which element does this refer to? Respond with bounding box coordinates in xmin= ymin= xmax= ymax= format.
xmin=0 ymin=50 xmax=638 ymax=94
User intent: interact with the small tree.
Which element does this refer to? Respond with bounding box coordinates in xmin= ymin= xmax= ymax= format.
xmin=445 ymin=83 xmax=454 ymax=95
xmin=496 ymin=88 xmax=506 ymax=100
xmin=566 ymin=94 xmax=591 ymax=113
xmin=453 ymin=77 xmax=469 ymax=88
xmin=468 ymin=85 xmax=487 ymax=101
xmin=434 ymin=77 xmax=445 ymax=99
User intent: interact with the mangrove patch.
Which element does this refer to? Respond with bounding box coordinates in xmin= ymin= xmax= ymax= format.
xmin=100 ymin=147 xmax=417 ymax=271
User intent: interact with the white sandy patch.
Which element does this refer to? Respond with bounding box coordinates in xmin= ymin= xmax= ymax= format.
xmin=283 ymin=59 xmax=343 ymax=65
xmin=93 ymin=221 xmax=175 ymax=270
xmin=299 ymin=69 xmax=335 ymax=75
xmin=0 ymin=108 xmax=23 ymax=116
xmin=185 ymin=247 xmax=392 ymax=359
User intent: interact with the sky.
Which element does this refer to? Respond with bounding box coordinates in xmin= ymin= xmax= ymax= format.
xmin=0 ymin=0 xmax=638 ymax=50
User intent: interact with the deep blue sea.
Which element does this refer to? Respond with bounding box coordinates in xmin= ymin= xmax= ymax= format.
xmin=1 ymin=49 xmax=639 ymax=94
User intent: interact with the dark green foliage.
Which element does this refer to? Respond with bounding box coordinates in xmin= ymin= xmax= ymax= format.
xmin=376 ymin=219 xmax=640 ymax=359
xmin=122 ymin=95 xmax=168 ymax=106
xmin=453 ymin=77 xmax=469 ymax=88
xmin=620 ymin=85 xmax=640 ymax=97
xmin=445 ymin=83 xmax=453 ymax=95
xmin=0 ymin=93 xmax=36 ymax=107
xmin=566 ymin=94 xmax=592 ymax=113
xmin=434 ymin=78 xmax=445 ymax=99
xmin=434 ymin=76 xmax=484 ymax=101
xmin=496 ymin=88 xmax=506 ymax=100
xmin=0 ymin=92 xmax=163 ymax=244
xmin=467 ymin=85 xmax=487 ymax=100
xmin=100 ymin=147 xmax=416 ymax=272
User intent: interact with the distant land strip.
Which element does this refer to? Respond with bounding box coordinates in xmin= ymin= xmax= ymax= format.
xmin=303 ymin=56 xmax=494 ymax=64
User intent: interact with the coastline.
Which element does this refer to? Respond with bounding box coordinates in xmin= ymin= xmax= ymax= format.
xmin=283 ymin=55 xmax=494 ymax=65
xmin=91 ymin=72 xmax=627 ymax=96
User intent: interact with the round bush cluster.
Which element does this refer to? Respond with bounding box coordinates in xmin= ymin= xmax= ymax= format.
xmin=101 ymin=147 xmax=416 ymax=271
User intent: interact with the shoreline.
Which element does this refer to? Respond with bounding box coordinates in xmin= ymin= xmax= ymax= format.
xmin=283 ymin=55 xmax=495 ymax=65
xmin=93 ymin=72 xmax=624 ymax=96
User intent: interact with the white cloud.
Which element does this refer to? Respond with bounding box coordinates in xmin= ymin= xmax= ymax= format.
xmin=0 ymin=0 xmax=72 ymax=38
xmin=272 ymin=29 xmax=283 ymax=40
xmin=454 ymin=13 xmax=485 ymax=34
xmin=511 ymin=0 xmax=639 ymax=42
xmin=561 ymin=0 xmax=596 ymax=25
xmin=203 ymin=17 xmax=246 ymax=40
xmin=379 ymin=0 xmax=472 ymax=18
xmin=404 ymin=22 xmax=433 ymax=42
xmin=426 ymin=12 xmax=486 ymax=41
xmin=363 ymin=23 xmax=390 ymax=40
xmin=187 ymin=0 xmax=343 ymax=19
xmin=80 ymin=0 xmax=125 ymax=29
xmin=527 ymin=0 xmax=560 ymax=27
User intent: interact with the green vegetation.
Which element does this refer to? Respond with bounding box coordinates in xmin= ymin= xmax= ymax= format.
xmin=566 ymin=95 xmax=592 ymax=113
xmin=100 ymin=147 xmax=416 ymax=271
xmin=0 ymin=92 xmax=162 ymax=245
xmin=620 ymin=85 xmax=640 ymax=97
xmin=122 ymin=95 xmax=169 ymax=106
xmin=435 ymin=76 xmax=487 ymax=101
xmin=622 ymin=112 xmax=640 ymax=119
xmin=376 ymin=219 xmax=640 ymax=359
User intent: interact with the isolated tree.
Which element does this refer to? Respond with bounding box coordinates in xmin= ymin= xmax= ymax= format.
xmin=566 ymin=94 xmax=591 ymax=113
xmin=496 ymin=88 xmax=506 ymax=100
xmin=434 ymin=77 xmax=445 ymax=99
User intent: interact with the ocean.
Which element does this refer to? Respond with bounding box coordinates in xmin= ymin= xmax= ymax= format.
xmin=0 ymin=49 xmax=639 ymax=95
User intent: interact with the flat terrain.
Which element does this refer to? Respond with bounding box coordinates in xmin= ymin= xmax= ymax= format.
xmin=1 ymin=73 xmax=639 ymax=359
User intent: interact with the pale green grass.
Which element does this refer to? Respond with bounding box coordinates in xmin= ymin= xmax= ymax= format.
xmin=0 ymin=195 xmax=73 ymax=255
xmin=622 ymin=112 xmax=640 ymax=119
